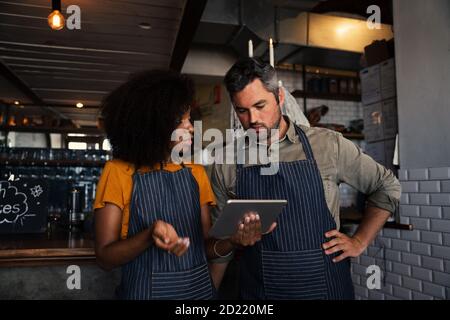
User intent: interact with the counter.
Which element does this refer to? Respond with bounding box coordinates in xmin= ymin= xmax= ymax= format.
xmin=0 ymin=227 xmax=120 ymax=299
xmin=0 ymin=229 xmax=95 ymax=267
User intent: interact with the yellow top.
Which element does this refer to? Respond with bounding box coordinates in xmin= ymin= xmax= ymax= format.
xmin=94 ymin=159 xmax=216 ymax=239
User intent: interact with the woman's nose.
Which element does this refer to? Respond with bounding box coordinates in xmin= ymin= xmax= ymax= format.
xmin=186 ymin=121 xmax=194 ymax=134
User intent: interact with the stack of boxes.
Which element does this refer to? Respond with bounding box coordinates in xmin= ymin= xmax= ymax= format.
xmin=360 ymin=58 xmax=398 ymax=172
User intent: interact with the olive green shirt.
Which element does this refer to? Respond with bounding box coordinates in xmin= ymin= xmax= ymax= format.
xmin=210 ymin=117 xmax=401 ymax=231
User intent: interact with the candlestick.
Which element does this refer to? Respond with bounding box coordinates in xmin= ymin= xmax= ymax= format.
xmin=269 ymin=38 xmax=274 ymax=67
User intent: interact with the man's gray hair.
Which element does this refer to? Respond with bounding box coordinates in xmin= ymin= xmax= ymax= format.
xmin=224 ymin=58 xmax=280 ymax=104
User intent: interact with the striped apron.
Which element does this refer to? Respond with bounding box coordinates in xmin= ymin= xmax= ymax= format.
xmin=118 ymin=165 xmax=214 ymax=300
xmin=236 ymin=125 xmax=355 ymax=300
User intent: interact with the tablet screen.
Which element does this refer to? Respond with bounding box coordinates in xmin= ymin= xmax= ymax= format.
xmin=209 ymin=199 xmax=287 ymax=239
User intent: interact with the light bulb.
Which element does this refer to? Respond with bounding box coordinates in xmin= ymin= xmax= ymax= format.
xmin=76 ymin=102 xmax=84 ymax=108
xmin=48 ymin=10 xmax=65 ymax=30
xmin=139 ymin=23 xmax=152 ymax=30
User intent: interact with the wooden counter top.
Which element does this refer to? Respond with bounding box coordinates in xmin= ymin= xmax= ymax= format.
xmin=0 ymin=228 xmax=96 ymax=267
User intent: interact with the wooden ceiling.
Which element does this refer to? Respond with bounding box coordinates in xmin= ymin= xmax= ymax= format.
xmin=0 ymin=0 xmax=205 ymax=127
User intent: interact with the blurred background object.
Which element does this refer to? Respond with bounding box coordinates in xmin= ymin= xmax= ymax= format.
xmin=306 ymin=104 xmax=329 ymax=127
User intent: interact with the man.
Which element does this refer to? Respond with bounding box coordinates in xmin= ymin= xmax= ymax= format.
xmin=209 ymin=58 xmax=401 ymax=300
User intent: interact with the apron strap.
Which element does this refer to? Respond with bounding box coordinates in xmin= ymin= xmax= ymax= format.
xmin=293 ymin=125 xmax=315 ymax=162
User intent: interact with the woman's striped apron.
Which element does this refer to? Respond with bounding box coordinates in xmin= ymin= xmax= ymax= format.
xmin=118 ymin=165 xmax=214 ymax=300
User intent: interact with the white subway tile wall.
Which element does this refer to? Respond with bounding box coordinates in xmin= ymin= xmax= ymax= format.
xmin=292 ymin=98 xmax=364 ymax=128
xmin=339 ymin=183 xmax=360 ymax=209
xmin=278 ymin=70 xmax=364 ymax=127
xmin=349 ymin=167 xmax=450 ymax=300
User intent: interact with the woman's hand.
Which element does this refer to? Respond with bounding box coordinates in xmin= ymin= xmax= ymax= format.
xmin=151 ymin=220 xmax=190 ymax=257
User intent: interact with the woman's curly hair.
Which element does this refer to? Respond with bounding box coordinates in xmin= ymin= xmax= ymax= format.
xmin=101 ymin=69 xmax=194 ymax=169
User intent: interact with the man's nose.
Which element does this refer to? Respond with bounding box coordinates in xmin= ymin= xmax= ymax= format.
xmin=249 ymin=109 xmax=260 ymax=125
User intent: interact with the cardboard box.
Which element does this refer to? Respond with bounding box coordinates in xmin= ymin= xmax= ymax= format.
xmin=364 ymin=39 xmax=395 ymax=67
xmin=360 ymin=65 xmax=381 ymax=105
xmin=384 ymin=139 xmax=397 ymax=171
xmin=365 ymin=139 xmax=397 ymax=171
xmin=365 ymin=140 xmax=385 ymax=165
xmin=380 ymin=58 xmax=397 ymax=100
xmin=363 ymin=99 xmax=398 ymax=143
xmin=381 ymin=98 xmax=398 ymax=140
xmin=363 ymin=102 xmax=384 ymax=143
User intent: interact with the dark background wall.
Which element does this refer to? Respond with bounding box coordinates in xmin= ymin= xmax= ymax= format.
xmin=395 ymin=0 xmax=450 ymax=169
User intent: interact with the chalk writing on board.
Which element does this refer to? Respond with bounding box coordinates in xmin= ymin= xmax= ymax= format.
xmin=0 ymin=181 xmax=29 ymax=224
xmin=30 ymin=185 xmax=44 ymax=198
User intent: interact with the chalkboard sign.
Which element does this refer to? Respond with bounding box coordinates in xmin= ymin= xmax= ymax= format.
xmin=0 ymin=179 xmax=49 ymax=234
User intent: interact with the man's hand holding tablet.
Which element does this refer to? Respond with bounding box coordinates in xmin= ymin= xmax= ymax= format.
xmin=207 ymin=200 xmax=286 ymax=259
xmin=209 ymin=200 xmax=287 ymax=243
xmin=229 ymin=211 xmax=278 ymax=247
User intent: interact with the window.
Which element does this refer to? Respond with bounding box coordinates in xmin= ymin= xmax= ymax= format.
xmin=102 ymin=139 xmax=111 ymax=151
xmin=68 ymin=142 xmax=87 ymax=150
xmin=7 ymin=132 xmax=48 ymax=148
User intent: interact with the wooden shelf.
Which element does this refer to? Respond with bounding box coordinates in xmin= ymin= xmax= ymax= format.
xmin=0 ymin=158 xmax=106 ymax=167
xmin=291 ymin=90 xmax=361 ymax=102
xmin=342 ymin=219 xmax=413 ymax=231
xmin=0 ymin=126 xmax=104 ymax=135
xmin=384 ymin=222 xmax=413 ymax=230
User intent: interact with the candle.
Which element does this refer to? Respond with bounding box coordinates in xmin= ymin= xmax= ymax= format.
xmin=248 ymin=40 xmax=253 ymax=58
xmin=269 ymin=38 xmax=274 ymax=67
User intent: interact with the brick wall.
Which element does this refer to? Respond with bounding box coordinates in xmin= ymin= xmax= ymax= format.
xmin=350 ymin=167 xmax=450 ymax=300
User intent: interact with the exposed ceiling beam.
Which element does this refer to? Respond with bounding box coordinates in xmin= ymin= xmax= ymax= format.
xmin=0 ymin=59 xmax=70 ymax=120
xmin=0 ymin=59 xmax=43 ymax=104
xmin=18 ymin=103 xmax=100 ymax=109
xmin=170 ymin=0 xmax=208 ymax=71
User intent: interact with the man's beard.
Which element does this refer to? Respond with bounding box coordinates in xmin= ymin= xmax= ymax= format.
xmin=272 ymin=107 xmax=282 ymax=130
xmin=250 ymin=106 xmax=282 ymax=131
xmin=250 ymin=107 xmax=282 ymax=143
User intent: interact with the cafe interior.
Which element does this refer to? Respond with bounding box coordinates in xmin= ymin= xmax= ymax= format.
xmin=0 ymin=0 xmax=449 ymax=300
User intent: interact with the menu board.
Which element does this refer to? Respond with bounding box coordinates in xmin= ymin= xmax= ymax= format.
xmin=0 ymin=179 xmax=48 ymax=234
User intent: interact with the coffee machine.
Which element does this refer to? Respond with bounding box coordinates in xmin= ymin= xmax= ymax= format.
xmin=68 ymin=187 xmax=85 ymax=230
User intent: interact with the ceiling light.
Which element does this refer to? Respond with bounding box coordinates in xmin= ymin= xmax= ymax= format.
xmin=14 ymin=100 xmax=20 ymax=105
xmin=48 ymin=0 xmax=65 ymax=30
xmin=335 ymin=24 xmax=356 ymax=36
xmin=139 ymin=23 xmax=152 ymax=30
xmin=76 ymin=102 xmax=84 ymax=108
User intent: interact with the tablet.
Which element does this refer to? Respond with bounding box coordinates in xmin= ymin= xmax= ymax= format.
xmin=209 ymin=199 xmax=287 ymax=239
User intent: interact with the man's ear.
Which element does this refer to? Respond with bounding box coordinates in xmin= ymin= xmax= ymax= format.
xmin=278 ymin=87 xmax=285 ymax=107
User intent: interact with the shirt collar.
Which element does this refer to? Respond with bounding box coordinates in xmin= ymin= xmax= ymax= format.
xmin=283 ymin=116 xmax=300 ymax=144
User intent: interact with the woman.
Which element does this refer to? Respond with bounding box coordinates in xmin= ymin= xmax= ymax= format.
xmin=94 ymin=70 xmax=217 ymax=300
